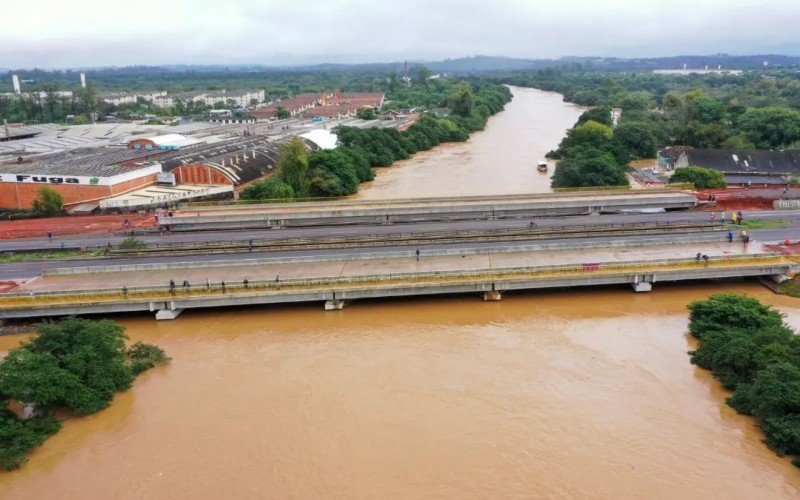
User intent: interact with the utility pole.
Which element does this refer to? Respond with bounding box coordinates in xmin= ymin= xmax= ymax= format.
xmin=2 ymin=119 xmax=10 ymax=142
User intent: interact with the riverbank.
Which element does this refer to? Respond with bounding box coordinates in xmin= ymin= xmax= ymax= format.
xmin=357 ymin=87 xmax=587 ymax=199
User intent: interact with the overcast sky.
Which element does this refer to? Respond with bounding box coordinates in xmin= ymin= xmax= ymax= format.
xmin=1 ymin=0 xmax=798 ymax=69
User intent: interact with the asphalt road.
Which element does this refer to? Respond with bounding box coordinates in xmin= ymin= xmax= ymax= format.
xmin=3 ymin=209 xmax=800 ymax=252
xmin=1 ymin=226 xmax=796 ymax=281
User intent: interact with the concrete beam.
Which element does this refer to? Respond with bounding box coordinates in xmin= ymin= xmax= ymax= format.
xmin=155 ymin=308 xmax=184 ymax=320
xmin=483 ymin=290 xmax=502 ymax=301
xmin=324 ymin=299 xmax=345 ymax=311
xmin=631 ymin=281 xmax=653 ymax=292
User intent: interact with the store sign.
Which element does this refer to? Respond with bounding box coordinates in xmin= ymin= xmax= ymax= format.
xmin=0 ymin=174 xmax=106 ymax=185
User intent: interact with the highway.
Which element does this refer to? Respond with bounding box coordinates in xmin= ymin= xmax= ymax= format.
xmin=1 ymin=226 xmax=797 ymax=281
xmin=3 ymin=209 xmax=800 ymax=252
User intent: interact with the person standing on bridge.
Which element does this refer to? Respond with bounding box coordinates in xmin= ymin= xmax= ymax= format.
xmin=47 ymin=231 xmax=52 ymax=242
xmin=169 ymin=279 xmax=176 ymax=295
xmin=205 ymin=278 xmax=211 ymax=291
xmin=731 ymin=213 xmax=738 ymax=224
xmin=721 ymin=211 xmax=726 ymax=222
xmin=416 ymin=249 xmax=420 ymax=261
xmin=249 ymin=239 xmax=253 ymax=252
xmin=728 ymin=231 xmax=734 ymax=243
xmin=710 ymin=212 xmax=716 ymax=222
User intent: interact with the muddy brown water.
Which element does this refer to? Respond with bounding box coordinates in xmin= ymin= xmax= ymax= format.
xmin=2 ymin=90 xmax=800 ymax=498
xmin=357 ymin=86 xmax=585 ymax=199
xmin=1 ymin=283 xmax=800 ymax=498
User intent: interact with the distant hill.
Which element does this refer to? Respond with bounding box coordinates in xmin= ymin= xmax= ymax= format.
xmin=3 ymin=54 xmax=800 ymax=85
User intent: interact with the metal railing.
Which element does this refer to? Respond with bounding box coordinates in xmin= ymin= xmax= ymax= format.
xmin=0 ymin=254 xmax=787 ymax=310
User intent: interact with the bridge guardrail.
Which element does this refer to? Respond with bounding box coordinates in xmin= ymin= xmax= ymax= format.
xmin=0 ymin=254 xmax=788 ymax=310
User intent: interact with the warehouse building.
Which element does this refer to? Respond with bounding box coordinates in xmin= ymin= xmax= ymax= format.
xmin=0 ymin=147 xmax=168 ymax=210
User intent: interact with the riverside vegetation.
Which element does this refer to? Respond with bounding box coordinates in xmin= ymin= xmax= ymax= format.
xmin=688 ymin=293 xmax=800 ymax=467
xmin=240 ymin=80 xmax=511 ymax=200
xmin=503 ymin=69 xmax=800 ymax=188
xmin=0 ymin=318 xmax=170 ymax=470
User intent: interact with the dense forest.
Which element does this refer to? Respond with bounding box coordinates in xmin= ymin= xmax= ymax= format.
xmin=500 ymin=69 xmax=800 ymax=187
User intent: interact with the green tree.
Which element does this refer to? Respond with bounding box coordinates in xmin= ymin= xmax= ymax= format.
xmin=448 ymin=83 xmax=474 ymax=118
xmin=276 ymin=138 xmax=310 ymax=197
xmin=551 ymin=149 xmax=628 ymax=188
xmin=738 ymin=107 xmax=800 ymax=149
xmin=356 ymin=107 xmax=377 ymax=120
xmin=274 ymin=106 xmax=290 ymax=119
xmin=239 ymin=177 xmax=295 ymax=200
xmin=670 ymin=167 xmax=727 ymax=189
xmin=613 ymin=121 xmax=657 ymax=159
xmin=416 ymin=66 xmax=431 ymax=86
xmin=31 ymin=187 xmax=63 ymax=214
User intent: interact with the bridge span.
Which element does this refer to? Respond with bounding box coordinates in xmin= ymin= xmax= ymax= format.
xmin=0 ymin=237 xmax=791 ymax=321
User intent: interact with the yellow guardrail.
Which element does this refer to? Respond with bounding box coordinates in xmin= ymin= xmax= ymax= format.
xmin=0 ymin=255 xmax=788 ymax=310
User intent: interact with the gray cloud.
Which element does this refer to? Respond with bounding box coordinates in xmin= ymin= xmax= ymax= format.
xmin=0 ymin=0 xmax=798 ymax=68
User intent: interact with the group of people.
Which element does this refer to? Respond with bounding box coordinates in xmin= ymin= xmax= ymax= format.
xmin=161 ymin=276 xmax=279 ymax=296
xmin=710 ymin=210 xmax=745 ymax=225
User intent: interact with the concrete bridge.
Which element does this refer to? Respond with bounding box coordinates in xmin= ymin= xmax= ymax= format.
xmin=163 ymin=190 xmax=698 ymax=230
xmin=0 ymin=248 xmax=790 ymax=321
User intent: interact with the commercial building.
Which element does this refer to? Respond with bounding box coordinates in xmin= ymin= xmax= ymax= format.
xmin=660 ymin=147 xmax=800 ymax=185
xmin=0 ymin=147 xmax=167 ymax=210
xmin=251 ymin=91 xmax=384 ymax=121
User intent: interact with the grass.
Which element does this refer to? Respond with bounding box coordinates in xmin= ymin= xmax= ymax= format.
xmin=0 ymin=250 xmax=86 ymax=263
xmin=739 ymin=219 xmax=787 ymax=229
xmin=778 ymin=279 xmax=800 ymax=298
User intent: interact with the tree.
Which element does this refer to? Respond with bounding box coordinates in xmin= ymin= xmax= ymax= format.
xmin=670 ymin=167 xmax=727 ymax=189
xmin=239 ymin=177 xmax=295 ymax=200
xmin=276 ymin=138 xmax=310 ymax=197
xmin=274 ymin=106 xmax=290 ymax=119
xmin=576 ymin=106 xmax=613 ymax=127
xmin=613 ymin=121 xmax=657 ymax=159
xmin=31 ymin=187 xmax=63 ymax=214
xmin=356 ymin=107 xmax=377 ymax=120
xmin=448 ymin=83 xmax=474 ymax=118
xmin=416 ymin=66 xmax=431 ymax=86
xmin=738 ymin=107 xmax=800 ymax=149
xmin=551 ymin=149 xmax=628 ymax=188
xmin=0 ymin=318 xmax=168 ymax=469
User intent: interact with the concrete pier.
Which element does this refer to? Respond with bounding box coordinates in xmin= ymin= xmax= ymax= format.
xmin=155 ymin=308 xmax=184 ymax=320
xmin=325 ymin=300 xmax=345 ymax=310
xmin=631 ymin=282 xmax=653 ymax=292
xmin=484 ymin=290 xmax=502 ymax=301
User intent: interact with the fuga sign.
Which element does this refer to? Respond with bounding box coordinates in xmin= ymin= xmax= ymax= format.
xmin=0 ymin=174 xmax=101 ymax=185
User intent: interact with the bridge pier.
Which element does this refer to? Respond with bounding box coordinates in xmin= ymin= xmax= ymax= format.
xmin=483 ymin=290 xmax=502 ymax=301
xmin=325 ymin=299 xmax=345 ymax=310
xmin=155 ymin=308 xmax=184 ymax=320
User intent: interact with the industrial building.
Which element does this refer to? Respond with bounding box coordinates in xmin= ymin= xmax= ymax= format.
xmin=0 ymin=131 xmax=323 ymax=211
xmin=660 ymin=147 xmax=800 ymax=185
xmin=252 ymin=91 xmax=384 ymax=120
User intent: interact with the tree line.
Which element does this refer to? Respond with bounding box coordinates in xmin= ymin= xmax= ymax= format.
xmin=0 ymin=318 xmax=169 ymax=470
xmin=503 ymin=69 xmax=800 ymax=151
xmin=240 ymin=80 xmax=511 ymax=200
xmin=688 ymin=293 xmax=800 ymax=467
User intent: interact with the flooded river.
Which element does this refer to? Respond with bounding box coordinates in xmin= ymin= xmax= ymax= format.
xmin=357 ymin=86 xmax=585 ymax=199
xmin=2 ymin=89 xmax=800 ymax=498
xmin=1 ymin=284 xmax=799 ymax=498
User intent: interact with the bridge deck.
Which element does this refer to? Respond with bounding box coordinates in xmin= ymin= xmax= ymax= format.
xmin=10 ymin=240 xmax=767 ymax=294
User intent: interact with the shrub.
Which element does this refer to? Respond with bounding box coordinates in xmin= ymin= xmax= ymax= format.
xmin=670 ymin=167 xmax=727 ymax=189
